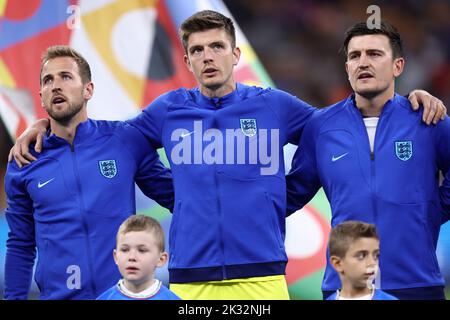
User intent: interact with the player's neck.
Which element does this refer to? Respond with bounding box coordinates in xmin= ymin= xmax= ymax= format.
xmin=123 ymin=277 xmax=155 ymax=294
xmin=49 ymin=111 xmax=87 ymax=145
xmin=355 ymin=86 xmax=395 ymax=117
xmin=200 ymin=81 xmax=236 ymax=98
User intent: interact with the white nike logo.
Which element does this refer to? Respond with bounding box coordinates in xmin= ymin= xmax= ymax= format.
xmin=38 ymin=178 xmax=55 ymax=188
xmin=180 ymin=131 xmax=195 ymax=138
xmin=332 ymin=152 xmax=349 ymax=162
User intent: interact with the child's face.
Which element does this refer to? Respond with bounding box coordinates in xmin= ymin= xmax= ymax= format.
xmin=337 ymin=237 xmax=380 ymax=289
xmin=114 ymin=231 xmax=167 ymax=286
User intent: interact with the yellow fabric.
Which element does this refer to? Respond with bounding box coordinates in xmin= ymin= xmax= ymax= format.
xmin=0 ymin=0 xmax=6 ymax=17
xmin=170 ymin=275 xmax=290 ymax=300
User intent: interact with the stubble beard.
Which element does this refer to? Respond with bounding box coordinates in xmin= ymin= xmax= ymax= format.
xmin=46 ymin=100 xmax=84 ymax=126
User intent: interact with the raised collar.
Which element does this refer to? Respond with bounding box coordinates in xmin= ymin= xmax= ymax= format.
xmin=43 ymin=118 xmax=96 ymax=148
xmin=345 ymin=93 xmax=400 ymax=118
xmin=194 ymin=83 xmax=243 ymax=109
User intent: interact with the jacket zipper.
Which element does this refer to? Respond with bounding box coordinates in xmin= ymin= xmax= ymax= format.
xmin=211 ymin=109 xmax=227 ymax=280
xmin=70 ymin=143 xmax=97 ymax=296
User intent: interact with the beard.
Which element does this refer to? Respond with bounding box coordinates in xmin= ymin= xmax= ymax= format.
xmin=46 ymin=100 xmax=84 ymax=126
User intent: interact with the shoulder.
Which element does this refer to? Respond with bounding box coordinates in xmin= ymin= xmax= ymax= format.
xmin=254 ymin=86 xmax=303 ymax=103
xmin=304 ymin=98 xmax=347 ymax=133
xmin=374 ymin=289 xmax=398 ymax=300
xmin=392 ymin=94 xmax=423 ymax=119
xmin=4 ymin=161 xmax=24 ymax=191
xmin=159 ymin=285 xmax=181 ymax=300
xmin=5 ymin=153 xmax=40 ymax=183
xmin=319 ymin=97 xmax=351 ymax=119
xmin=144 ymin=88 xmax=192 ymax=110
xmin=393 ymin=94 xmax=450 ymax=131
xmin=233 ymin=83 xmax=297 ymax=103
xmin=96 ymin=286 xmax=118 ymax=300
xmin=92 ymin=119 xmax=147 ymax=141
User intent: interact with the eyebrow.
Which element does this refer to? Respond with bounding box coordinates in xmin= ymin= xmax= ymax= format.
xmin=42 ymin=71 xmax=73 ymax=80
xmin=348 ymin=48 xmax=385 ymax=55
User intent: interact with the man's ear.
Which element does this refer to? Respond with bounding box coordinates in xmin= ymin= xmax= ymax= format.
xmin=39 ymin=91 xmax=45 ymax=109
xmin=84 ymin=82 xmax=94 ymax=100
xmin=393 ymin=57 xmax=405 ymax=78
xmin=232 ymin=46 xmax=241 ymax=66
xmin=183 ymin=55 xmax=193 ymax=72
xmin=345 ymin=62 xmax=350 ymax=80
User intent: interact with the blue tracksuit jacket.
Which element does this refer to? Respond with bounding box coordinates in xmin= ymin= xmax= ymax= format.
xmin=128 ymin=83 xmax=315 ymax=283
xmin=286 ymin=94 xmax=450 ymax=291
xmin=4 ymin=119 xmax=174 ymax=299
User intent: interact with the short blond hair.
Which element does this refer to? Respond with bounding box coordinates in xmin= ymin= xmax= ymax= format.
xmin=116 ymin=215 xmax=165 ymax=252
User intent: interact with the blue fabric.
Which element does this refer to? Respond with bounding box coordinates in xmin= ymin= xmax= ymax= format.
xmin=128 ymin=83 xmax=315 ymax=283
xmin=96 ymin=282 xmax=180 ymax=300
xmin=287 ymin=94 xmax=450 ymax=291
xmin=4 ymin=119 xmax=174 ymax=299
xmin=326 ymin=289 xmax=398 ymax=300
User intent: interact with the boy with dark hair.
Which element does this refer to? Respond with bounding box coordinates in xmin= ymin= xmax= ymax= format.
xmin=327 ymin=221 xmax=397 ymax=300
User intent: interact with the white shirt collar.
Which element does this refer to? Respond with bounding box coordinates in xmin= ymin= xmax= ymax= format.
xmin=117 ymin=279 xmax=161 ymax=299
xmin=336 ymin=284 xmax=375 ymax=300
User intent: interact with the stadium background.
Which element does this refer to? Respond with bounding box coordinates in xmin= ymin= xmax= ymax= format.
xmin=0 ymin=0 xmax=449 ymax=299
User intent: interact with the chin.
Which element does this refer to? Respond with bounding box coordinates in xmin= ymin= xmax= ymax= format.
xmin=204 ymin=82 xmax=224 ymax=91
xmin=356 ymin=88 xmax=381 ymax=99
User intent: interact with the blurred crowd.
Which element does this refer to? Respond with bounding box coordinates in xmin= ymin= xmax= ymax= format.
xmin=225 ymin=0 xmax=450 ymax=111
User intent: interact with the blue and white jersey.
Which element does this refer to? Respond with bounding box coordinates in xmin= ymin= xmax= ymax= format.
xmin=327 ymin=287 xmax=398 ymax=300
xmin=97 ymin=279 xmax=180 ymax=300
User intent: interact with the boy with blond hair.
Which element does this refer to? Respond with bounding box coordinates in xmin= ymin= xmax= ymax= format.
xmin=97 ymin=215 xmax=180 ymax=300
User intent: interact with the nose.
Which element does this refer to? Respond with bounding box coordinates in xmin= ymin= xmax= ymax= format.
xmin=203 ymin=47 xmax=214 ymax=62
xmin=127 ymin=250 xmax=138 ymax=261
xmin=367 ymin=255 xmax=378 ymax=267
xmin=358 ymin=53 xmax=369 ymax=68
xmin=51 ymin=78 xmax=62 ymax=92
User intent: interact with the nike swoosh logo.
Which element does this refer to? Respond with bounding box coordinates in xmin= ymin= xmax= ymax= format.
xmin=38 ymin=178 xmax=55 ymax=188
xmin=332 ymin=152 xmax=349 ymax=162
xmin=180 ymin=131 xmax=195 ymax=138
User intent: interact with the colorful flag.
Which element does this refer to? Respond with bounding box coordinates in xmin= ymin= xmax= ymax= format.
xmin=0 ymin=0 xmax=330 ymax=300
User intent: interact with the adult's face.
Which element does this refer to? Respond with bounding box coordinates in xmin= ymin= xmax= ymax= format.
xmin=345 ymin=34 xmax=404 ymax=99
xmin=184 ymin=27 xmax=240 ymax=97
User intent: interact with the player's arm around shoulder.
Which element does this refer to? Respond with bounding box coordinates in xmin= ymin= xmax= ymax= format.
xmin=262 ymin=88 xmax=317 ymax=145
xmin=116 ymin=121 xmax=174 ymax=212
xmin=126 ymin=90 xmax=181 ymax=148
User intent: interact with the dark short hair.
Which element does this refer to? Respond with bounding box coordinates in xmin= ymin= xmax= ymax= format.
xmin=340 ymin=21 xmax=404 ymax=59
xmin=179 ymin=10 xmax=236 ymax=53
xmin=328 ymin=221 xmax=379 ymax=258
xmin=116 ymin=215 xmax=165 ymax=252
xmin=40 ymin=45 xmax=91 ymax=85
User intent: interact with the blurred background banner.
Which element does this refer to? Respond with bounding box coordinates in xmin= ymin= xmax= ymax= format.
xmin=0 ymin=0 xmax=449 ymax=299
